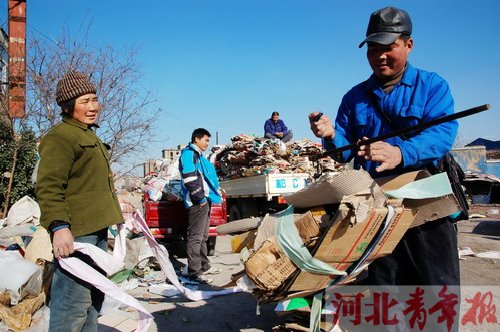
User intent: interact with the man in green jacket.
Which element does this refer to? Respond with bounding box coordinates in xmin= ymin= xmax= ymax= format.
xmin=36 ymin=71 xmax=124 ymax=331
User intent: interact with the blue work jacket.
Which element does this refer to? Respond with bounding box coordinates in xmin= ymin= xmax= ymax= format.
xmin=179 ymin=143 xmax=222 ymax=208
xmin=324 ymin=63 xmax=458 ymax=177
xmin=264 ymin=119 xmax=289 ymax=136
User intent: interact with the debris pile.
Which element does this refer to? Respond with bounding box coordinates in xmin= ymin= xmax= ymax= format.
xmin=217 ymin=169 xmax=463 ymax=329
xmin=143 ymin=159 xmax=183 ymax=202
xmin=209 ymin=135 xmax=343 ymax=180
xmin=0 ymin=196 xmax=53 ymax=331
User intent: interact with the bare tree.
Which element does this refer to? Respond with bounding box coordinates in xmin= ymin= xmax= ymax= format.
xmin=453 ymin=132 xmax=467 ymax=149
xmin=24 ymin=22 xmax=161 ymax=171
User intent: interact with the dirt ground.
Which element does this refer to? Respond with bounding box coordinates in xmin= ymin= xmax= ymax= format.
xmin=97 ymin=204 xmax=500 ymax=332
xmin=458 ymin=204 xmax=500 ymax=285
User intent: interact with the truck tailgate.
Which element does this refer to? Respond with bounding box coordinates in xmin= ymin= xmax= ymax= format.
xmin=220 ymin=173 xmax=310 ymax=200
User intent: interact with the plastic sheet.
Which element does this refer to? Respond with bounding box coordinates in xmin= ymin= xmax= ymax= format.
xmin=0 ymin=251 xmax=40 ymax=305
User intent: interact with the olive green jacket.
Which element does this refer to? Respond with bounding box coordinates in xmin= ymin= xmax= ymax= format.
xmin=36 ymin=115 xmax=123 ymax=237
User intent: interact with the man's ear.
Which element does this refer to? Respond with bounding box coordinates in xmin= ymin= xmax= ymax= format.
xmin=406 ymin=37 xmax=414 ymax=53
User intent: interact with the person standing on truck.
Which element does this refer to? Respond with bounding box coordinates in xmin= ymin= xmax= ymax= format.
xmin=36 ymin=71 xmax=126 ymax=331
xmin=309 ymin=6 xmax=459 ymax=329
xmin=179 ymin=128 xmax=222 ymax=283
xmin=264 ymin=111 xmax=293 ymax=143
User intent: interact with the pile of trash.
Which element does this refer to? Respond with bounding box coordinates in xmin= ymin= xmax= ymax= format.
xmin=143 ymin=159 xmax=183 ymax=202
xmin=209 ymin=135 xmax=342 ymax=180
xmin=217 ymin=169 xmax=462 ymax=330
xmin=0 ymin=196 xmax=53 ymax=331
xmin=141 ymin=136 xmax=344 ymax=202
xmin=0 ymin=195 xmax=194 ymax=331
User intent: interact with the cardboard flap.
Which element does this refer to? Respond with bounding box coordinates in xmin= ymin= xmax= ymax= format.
xmin=375 ymin=170 xmax=431 ymax=190
xmin=376 ymin=169 xmax=460 ymax=227
xmin=285 ymin=170 xmax=386 ymax=209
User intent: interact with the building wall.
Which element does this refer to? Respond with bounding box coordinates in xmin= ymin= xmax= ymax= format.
xmin=451 ymin=146 xmax=488 ymax=174
xmin=143 ymin=159 xmax=157 ymax=177
xmin=486 ymin=160 xmax=500 ymax=178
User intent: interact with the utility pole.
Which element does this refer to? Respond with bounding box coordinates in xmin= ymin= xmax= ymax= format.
xmin=2 ymin=0 xmax=26 ymax=218
xmin=8 ymin=0 xmax=26 ymax=119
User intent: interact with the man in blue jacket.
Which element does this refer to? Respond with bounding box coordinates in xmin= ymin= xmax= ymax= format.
xmin=309 ymin=4 xmax=459 ymax=302
xmin=179 ymin=128 xmax=222 ymax=283
xmin=264 ymin=111 xmax=293 ymax=142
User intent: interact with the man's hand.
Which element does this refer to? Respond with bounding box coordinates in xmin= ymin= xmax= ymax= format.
xmin=52 ymin=227 xmax=75 ymax=259
xmin=357 ymin=137 xmax=402 ymax=172
xmin=308 ymin=112 xmax=335 ymax=140
xmin=200 ymin=201 xmax=208 ymax=207
xmin=275 ymin=132 xmax=284 ymax=138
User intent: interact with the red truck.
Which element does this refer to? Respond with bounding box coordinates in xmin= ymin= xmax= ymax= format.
xmin=143 ymin=191 xmax=227 ymax=256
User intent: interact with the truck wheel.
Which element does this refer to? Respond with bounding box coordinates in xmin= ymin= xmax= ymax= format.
xmin=207 ymin=237 xmax=216 ymax=256
xmin=241 ymin=199 xmax=260 ymax=218
xmin=228 ymin=204 xmax=242 ymax=221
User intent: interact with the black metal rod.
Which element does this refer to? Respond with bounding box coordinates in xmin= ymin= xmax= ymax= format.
xmin=323 ymin=104 xmax=490 ymax=156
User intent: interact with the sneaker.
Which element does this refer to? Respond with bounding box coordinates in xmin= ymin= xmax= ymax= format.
xmin=203 ymin=267 xmax=222 ymax=275
xmin=179 ymin=276 xmax=199 ymax=285
xmin=193 ymin=274 xmax=213 ymax=284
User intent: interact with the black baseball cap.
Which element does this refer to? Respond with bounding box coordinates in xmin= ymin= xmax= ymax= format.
xmin=359 ymin=6 xmax=412 ymax=48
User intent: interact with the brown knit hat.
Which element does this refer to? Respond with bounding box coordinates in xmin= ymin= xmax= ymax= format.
xmin=55 ymin=71 xmax=97 ymax=106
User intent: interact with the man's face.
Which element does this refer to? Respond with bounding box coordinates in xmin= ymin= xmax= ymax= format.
xmin=272 ymin=115 xmax=279 ymax=123
xmin=367 ymin=37 xmax=413 ymax=79
xmin=71 ymin=93 xmax=100 ymax=125
xmin=194 ymin=135 xmax=210 ymax=151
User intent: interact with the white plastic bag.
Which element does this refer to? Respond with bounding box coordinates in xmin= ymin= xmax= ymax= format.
xmin=0 ymin=251 xmax=40 ymax=304
xmin=5 ymin=196 xmax=41 ymax=227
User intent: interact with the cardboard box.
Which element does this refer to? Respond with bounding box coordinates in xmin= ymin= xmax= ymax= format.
xmin=244 ymin=210 xmax=324 ymax=291
xmin=288 ymin=205 xmax=416 ymax=292
xmin=315 ymin=207 xmax=388 ymax=263
xmin=248 ymin=169 xmax=454 ymax=295
xmin=244 ymin=236 xmax=297 ymax=290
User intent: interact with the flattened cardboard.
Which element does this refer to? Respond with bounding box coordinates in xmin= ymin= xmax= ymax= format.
xmin=248 ymin=169 xmax=452 ymax=295
xmin=288 ymin=206 xmax=415 ymax=292
xmin=365 ymin=207 xmax=416 ymax=259
xmin=285 ymin=170 xmax=386 ymax=209
xmin=375 ymin=170 xmax=460 ymax=227
xmin=315 ymin=208 xmax=387 ymax=263
xmin=294 ymin=210 xmax=321 ymax=248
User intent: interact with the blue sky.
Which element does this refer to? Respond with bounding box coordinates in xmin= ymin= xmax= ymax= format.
xmin=4 ymin=0 xmax=499 ymax=160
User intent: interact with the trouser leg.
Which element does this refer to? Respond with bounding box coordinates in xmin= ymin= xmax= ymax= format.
xmin=367 ymin=217 xmax=460 ymax=286
xmin=281 ymin=131 xmax=293 ymax=143
xmin=187 ymin=203 xmax=210 ymax=277
xmin=200 ymin=205 xmax=211 ymax=272
xmin=364 ymin=218 xmax=460 ymax=331
xmin=49 ymin=228 xmax=108 ymax=332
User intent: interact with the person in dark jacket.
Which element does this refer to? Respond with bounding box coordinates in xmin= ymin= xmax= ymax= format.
xmin=264 ymin=111 xmax=293 ymax=143
xmin=179 ymin=128 xmax=222 ymax=283
xmin=36 ymin=71 xmax=124 ymax=331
